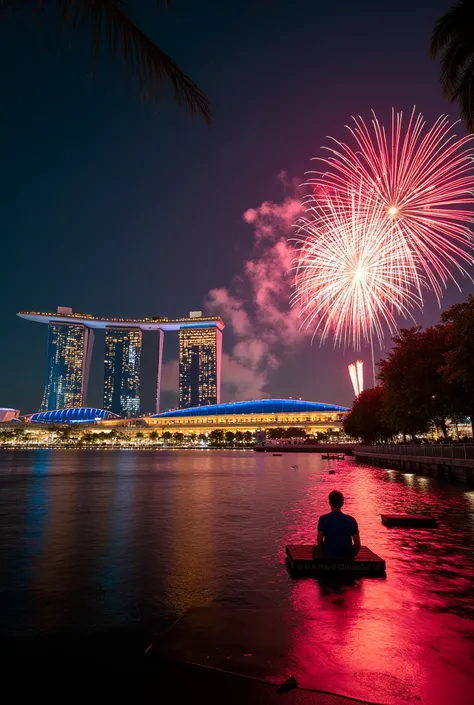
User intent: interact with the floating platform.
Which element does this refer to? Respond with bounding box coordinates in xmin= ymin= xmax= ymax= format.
xmin=322 ymin=454 xmax=345 ymax=460
xmin=272 ymin=453 xmax=282 ymax=456
xmin=381 ymin=514 xmax=438 ymax=528
xmin=328 ymin=469 xmax=335 ymax=474
xmin=285 ymin=545 xmax=386 ymax=577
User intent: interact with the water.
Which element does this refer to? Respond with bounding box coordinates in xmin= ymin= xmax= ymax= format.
xmin=0 ymin=449 xmax=473 ymax=700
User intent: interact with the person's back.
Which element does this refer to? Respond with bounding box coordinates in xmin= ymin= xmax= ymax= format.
xmin=317 ymin=490 xmax=360 ymax=558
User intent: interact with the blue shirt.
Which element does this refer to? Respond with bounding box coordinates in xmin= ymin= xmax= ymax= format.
xmin=318 ymin=511 xmax=359 ymax=556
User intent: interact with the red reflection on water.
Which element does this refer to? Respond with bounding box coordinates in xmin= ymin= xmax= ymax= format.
xmin=284 ymin=459 xmax=474 ymax=705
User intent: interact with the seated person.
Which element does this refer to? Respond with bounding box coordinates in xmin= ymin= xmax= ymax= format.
xmin=315 ymin=490 xmax=360 ymax=559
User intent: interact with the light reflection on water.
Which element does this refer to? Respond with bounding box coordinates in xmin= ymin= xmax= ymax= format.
xmin=282 ymin=455 xmax=474 ymax=702
xmin=0 ymin=449 xmax=473 ymax=694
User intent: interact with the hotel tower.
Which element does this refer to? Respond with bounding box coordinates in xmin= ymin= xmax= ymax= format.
xmin=178 ymin=325 xmax=222 ymax=409
xmin=40 ymin=309 xmax=94 ymax=411
xmin=18 ymin=307 xmax=224 ymax=416
xmin=103 ymin=328 xmax=142 ymax=417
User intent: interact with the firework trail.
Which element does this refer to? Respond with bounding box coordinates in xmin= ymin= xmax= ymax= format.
xmin=291 ymin=188 xmax=422 ymax=351
xmin=308 ymin=108 xmax=474 ymax=300
xmin=349 ymin=360 xmax=364 ymax=397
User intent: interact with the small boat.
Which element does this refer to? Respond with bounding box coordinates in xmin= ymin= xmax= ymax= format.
xmin=291 ymin=464 xmax=299 ymax=469
xmin=322 ymin=454 xmax=345 ymax=460
xmin=328 ymin=469 xmax=335 ymax=475
xmin=273 ymin=453 xmax=282 ymax=456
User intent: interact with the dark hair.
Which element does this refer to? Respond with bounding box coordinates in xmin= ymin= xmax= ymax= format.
xmin=329 ymin=490 xmax=344 ymax=509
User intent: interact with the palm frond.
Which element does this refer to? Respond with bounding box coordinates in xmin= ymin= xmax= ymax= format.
xmin=439 ymin=40 xmax=472 ymax=96
xmin=453 ymin=56 xmax=474 ymax=131
xmin=430 ymin=1 xmax=468 ymax=57
xmin=2 ymin=0 xmax=211 ymax=122
xmin=431 ymin=0 xmax=474 ymax=131
xmin=61 ymin=0 xmax=211 ymax=124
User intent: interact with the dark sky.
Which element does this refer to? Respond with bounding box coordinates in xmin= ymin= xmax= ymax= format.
xmin=1 ymin=0 xmax=471 ymax=415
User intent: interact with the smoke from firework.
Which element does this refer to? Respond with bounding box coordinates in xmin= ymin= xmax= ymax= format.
xmin=162 ymin=175 xmax=306 ymax=402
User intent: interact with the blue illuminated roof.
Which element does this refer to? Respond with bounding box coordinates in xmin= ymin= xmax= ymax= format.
xmin=30 ymin=408 xmax=120 ymax=424
xmin=153 ymin=399 xmax=349 ymax=418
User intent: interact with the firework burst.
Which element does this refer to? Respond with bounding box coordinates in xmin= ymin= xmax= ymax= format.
xmin=308 ymin=108 xmax=474 ymax=299
xmin=291 ymin=188 xmax=422 ymax=350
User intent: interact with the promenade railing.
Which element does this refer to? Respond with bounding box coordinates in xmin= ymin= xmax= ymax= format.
xmin=358 ymin=444 xmax=474 ymax=460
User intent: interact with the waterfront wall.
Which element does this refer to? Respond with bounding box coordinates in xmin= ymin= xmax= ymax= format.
xmin=255 ymin=443 xmax=355 ymax=454
xmin=355 ymin=445 xmax=474 ymax=485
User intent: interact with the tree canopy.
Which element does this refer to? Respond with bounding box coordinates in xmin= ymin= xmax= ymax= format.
xmin=344 ymin=293 xmax=474 ymax=441
xmin=267 ymin=427 xmax=307 ymax=440
xmin=378 ymin=326 xmax=462 ymax=439
xmin=441 ymin=294 xmax=474 ymax=433
xmin=343 ymin=387 xmax=394 ymax=443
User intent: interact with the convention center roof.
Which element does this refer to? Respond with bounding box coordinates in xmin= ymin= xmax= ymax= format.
xmin=153 ymin=399 xmax=349 ymax=418
xmin=29 ymin=408 xmax=120 ymax=424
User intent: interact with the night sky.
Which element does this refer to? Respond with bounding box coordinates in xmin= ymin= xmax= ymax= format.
xmin=1 ymin=0 xmax=471 ymax=415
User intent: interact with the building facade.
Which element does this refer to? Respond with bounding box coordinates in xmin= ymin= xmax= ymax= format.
xmin=40 ymin=322 xmax=94 ymax=411
xmin=0 ymin=408 xmax=20 ymax=422
xmin=103 ymin=327 xmax=142 ymax=417
xmin=179 ymin=326 xmax=222 ymax=409
xmin=18 ymin=308 xmax=224 ymax=416
xmin=97 ymin=399 xmax=349 ymax=435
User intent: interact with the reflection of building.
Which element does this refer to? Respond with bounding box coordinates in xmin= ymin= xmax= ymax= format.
xmin=103 ymin=328 xmax=142 ymax=416
xmin=40 ymin=316 xmax=94 ymax=411
xmin=179 ymin=326 xmax=222 ymax=409
xmin=17 ymin=308 xmax=225 ymax=415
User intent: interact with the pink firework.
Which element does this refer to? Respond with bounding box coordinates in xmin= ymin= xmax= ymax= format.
xmin=291 ymin=188 xmax=422 ymax=350
xmin=308 ymin=108 xmax=474 ymax=299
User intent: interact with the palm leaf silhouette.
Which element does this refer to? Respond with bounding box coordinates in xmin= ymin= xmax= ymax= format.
xmin=2 ymin=0 xmax=211 ymax=124
xmin=431 ymin=0 xmax=474 ymax=131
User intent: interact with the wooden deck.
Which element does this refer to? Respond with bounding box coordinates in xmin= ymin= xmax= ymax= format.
xmin=381 ymin=514 xmax=438 ymax=528
xmin=285 ymin=545 xmax=386 ymax=577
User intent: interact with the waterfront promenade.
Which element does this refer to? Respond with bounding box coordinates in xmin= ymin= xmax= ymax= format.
xmin=256 ymin=442 xmax=474 ymax=485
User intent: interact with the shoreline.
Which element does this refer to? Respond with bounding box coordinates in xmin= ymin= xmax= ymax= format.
xmin=0 ymin=445 xmax=255 ymax=451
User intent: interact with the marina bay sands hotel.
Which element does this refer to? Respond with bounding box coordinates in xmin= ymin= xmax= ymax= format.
xmin=18 ymin=307 xmax=224 ymax=416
